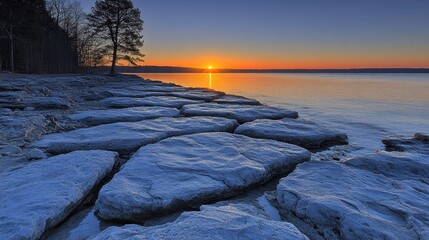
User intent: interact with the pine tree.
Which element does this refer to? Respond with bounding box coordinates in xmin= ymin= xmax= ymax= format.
xmin=88 ymin=0 xmax=144 ymax=75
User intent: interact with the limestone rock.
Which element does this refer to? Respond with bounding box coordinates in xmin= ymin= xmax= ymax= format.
xmin=0 ymin=150 xmax=118 ymax=240
xmin=235 ymin=118 xmax=348 ymax=149
xmin=95 ymin=132 xmax=310 ymax=221
xmin=182 ymin=103 xmax=298 ymax=123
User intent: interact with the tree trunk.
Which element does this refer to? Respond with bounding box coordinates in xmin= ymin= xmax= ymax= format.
xmin=110 ymin=44 xmax=117 ymax=76
xmin=9 ymin=26 xmax=14 ymax=73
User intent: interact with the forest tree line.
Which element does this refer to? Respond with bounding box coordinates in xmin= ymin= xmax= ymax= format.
xmin=0 ymin=0 xmax=143 ymax=74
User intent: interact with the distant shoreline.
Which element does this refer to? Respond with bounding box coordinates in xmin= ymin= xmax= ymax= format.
xmin=106 ymin=66 xmax=429 ymax=74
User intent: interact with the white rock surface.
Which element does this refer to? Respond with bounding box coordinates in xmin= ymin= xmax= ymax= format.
xmin=33 ymin=117 xmax=238 ymax=154
xmin=0 ymin=145 xmax=22 ymax=155
xmin=344 ymin=151 xmax=429 ymax=183
xmin=235 ymin=118 xmax=348 ymax=149
xmin=171 ymin=89 xmax=224 ymax=101
xmin=213 ymin=94 xmax=261 ymax=105
xmin=25 ymin=96 xmax=70 ymax=109
xmin=182 ymin=103 xmax=298 ymax=123
xmin=95 ymin=132 xmax=310 ymax=221
xmin=69 ymin=106 xmax=180 ymax=125
xmin=94 ymin=204 xmax=309 ymax=240
xmin=382 ymin=133 xmax=429 ymax=154
xmin=100 ymin=96 xmax=204 ymax=108
xmin=0 ymin=150 xmax=118 ymax=240
xmin=277 ymin=160 xmax=429 ymax=240
xmin=25 ymin=148 xmax=45 ymax=160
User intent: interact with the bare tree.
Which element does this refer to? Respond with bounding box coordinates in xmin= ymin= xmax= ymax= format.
xmin=88 ymin=0 xmax=144 ymax=75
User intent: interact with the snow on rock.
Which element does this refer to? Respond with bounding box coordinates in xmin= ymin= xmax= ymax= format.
xmin=94 ymin=204 xmax=309 ymax=240
xmin=182 ymin=103 xmax=298 ymax=123
xmin=95 ymin=132 xmax=310 ymax=221
xmin=235 ymin=118 xmax=348 ymax=149
xmin=33 ymin=117 xmax=238 ymax=154
xmin=100 ymin=96 xmax=204 ymax=109
xmin=171 ymin=89 xmax=225 ymax=101
xmin=213 ymin=94 xmax=261 ymax=105
xmin=0 ymin=150 xmax=118 ymax=240
xmin=382 ymin=133 xmax=429 ymax=154
xmin=25 ymin=96 xmax=70 ymax=109
xmin=69 ymin=106 xmax=180 ymax=125
xmin=277 ymin=160 xmax=429 ymax=240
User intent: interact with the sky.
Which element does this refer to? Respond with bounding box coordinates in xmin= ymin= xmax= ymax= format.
xmin=80 ymin=0 xmax=429 ymax=69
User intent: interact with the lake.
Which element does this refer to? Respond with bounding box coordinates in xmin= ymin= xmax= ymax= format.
xmin=130 ymin=73 xmax=429 ymax=155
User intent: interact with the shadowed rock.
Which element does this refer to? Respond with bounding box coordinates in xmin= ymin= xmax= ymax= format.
xmin=25 ymin=97 xmax=70 ymax=109
xmin=95 ymin=132 xmax=310 ymax=221
xmin=93 ymin=204 xmax=309 ymax=240
xmin=235 ymin=118 xmax=348 ymax=149
xmin=182 ymin=103 xmax=298 ymax=123
xmin=0 ymin=111 xmax=46 ymax=146
xmin=0 ymin=150 xmax=118 ymax=240
xmin=382 ymin=133 xmax=429 ymax=154
xmin=33 ymin=117 xmax=238 ymax=154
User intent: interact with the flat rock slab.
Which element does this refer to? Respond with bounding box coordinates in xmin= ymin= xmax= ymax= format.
xmin=0 ymin=150 xmax=118 ymax=240
xmin=33 ymin=117 xmax=238 ymax=154
xmin=106 ymin=89 xmax=171 ymax=98
xmin=182 ymin=103 xmax=298 ymax=123
xmin=213 ymin=94 xmax=261 ymax=105
xmin=235 ymin=118 xmax=348 ymax=149
xmin=129 ymin=85 xmax=187 ymax=92
xmin=344 ymin=151 xmax=429 ymax=183
xmin=382 ymin=133 xmax=429 ymax=154
xmin=277 ymin=159 xmax=429 ymax=240
xmin=69 ymin=106 xmax=180 ymax=125
xmin=25 ymin=97 xmax=70 ymax=109
xmin=94 ymin=204 xmax=309 ymax=240
xmin=95 ymin=132 xmax=310 ymax=221
xmin=171 ymin=90 xmax=224 ymax=101
xmin=100 ymin=96 xmax=204 ymax=109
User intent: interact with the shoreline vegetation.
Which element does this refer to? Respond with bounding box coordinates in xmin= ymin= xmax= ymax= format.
xmin=0 ymin=73 xmax=427 ymax=239
xmin=1 ymin=0 xmax=143 ymax=75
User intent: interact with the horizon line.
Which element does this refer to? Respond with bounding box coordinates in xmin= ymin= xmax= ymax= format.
xmin=107 ymin=65 xmax=429 ymax=73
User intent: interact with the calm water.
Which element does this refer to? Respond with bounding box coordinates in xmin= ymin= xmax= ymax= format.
xmin=131 ymin=73 xmax=429 ymax=154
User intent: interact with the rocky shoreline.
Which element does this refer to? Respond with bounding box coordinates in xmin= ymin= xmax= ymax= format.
xmin=0 ymin=74 xmax=427 ymax=239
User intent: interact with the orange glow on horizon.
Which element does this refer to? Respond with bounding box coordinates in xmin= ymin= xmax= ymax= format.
xmin=115 ymin=54 xmax=429 ymax=69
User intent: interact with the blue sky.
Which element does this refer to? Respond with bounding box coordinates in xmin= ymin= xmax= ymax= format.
xmin=80 ymin=0 xmax=429 ymax=68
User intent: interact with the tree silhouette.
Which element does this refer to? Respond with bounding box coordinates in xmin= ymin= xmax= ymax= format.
xmin=88 ymin=0 xmax=144 ymax=75
xmin=0 ymin=0 xmax=78 ymax=73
